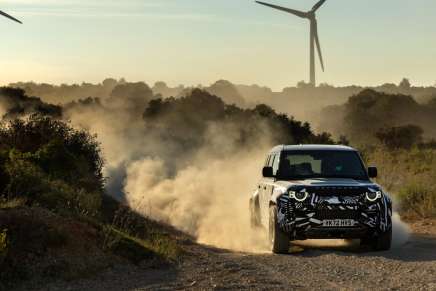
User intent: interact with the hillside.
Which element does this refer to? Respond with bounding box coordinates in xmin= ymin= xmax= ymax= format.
xmin=0 ymin=115 xmax=184 ymax=290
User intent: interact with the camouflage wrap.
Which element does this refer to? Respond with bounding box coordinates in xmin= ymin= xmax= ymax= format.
xmin=276 ymin=186 xmax=392 ymax=236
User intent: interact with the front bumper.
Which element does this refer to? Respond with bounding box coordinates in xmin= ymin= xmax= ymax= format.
xmin=276 ymin=188 xmax=392 ymax=240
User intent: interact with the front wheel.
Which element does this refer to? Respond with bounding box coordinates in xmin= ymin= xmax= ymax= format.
xmin=360 ymin=228 xmax=392 ymax=251
xmin=372 ymin=228 xmax=392 ymax=251
xmin=269 ymin=205 xmax=289 ymax=254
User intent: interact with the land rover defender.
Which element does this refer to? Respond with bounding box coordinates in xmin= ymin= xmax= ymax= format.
xmin=249 ymin=145 xmax=392 ymax=254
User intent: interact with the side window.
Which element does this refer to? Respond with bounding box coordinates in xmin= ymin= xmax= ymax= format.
xmin=272 ymin=152 xmax=280 ymax=175
xmin=269 ymin=154 xmax=275 ymax=167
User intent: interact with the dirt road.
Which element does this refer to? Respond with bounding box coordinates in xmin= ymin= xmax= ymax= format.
xmin=40 ymin=222 xmax=436 ymax=291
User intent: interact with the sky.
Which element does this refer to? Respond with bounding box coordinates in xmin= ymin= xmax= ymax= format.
xmin=0 ymin=0 xmax=436 ymax=90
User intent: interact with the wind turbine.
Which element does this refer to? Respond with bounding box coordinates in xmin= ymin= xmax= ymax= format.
xmin=0 ymin=10 xmax=22 ymax=24
xmin=256 ymin=0 xmax=326 ymax=87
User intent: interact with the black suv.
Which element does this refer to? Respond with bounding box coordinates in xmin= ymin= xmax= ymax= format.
xmin=249 ymin=145 xmax=392 ymax=254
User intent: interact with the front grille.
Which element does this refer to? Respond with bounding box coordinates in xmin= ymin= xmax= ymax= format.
xmin=315 ymin=209 xmax=360 ymax=220
xmin=310 ymin=186 xmax=366 ymax=197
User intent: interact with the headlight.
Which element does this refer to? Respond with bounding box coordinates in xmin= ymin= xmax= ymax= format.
xmin=289 ymin=190 xmax=309 ymax=202
xmin=366 ymin=191 xmax=382 ymax=202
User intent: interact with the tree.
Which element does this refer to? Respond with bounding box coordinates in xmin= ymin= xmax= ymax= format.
xmin=0 ymin=87 xmax=62 ymax=119
xmin=206 ymin=80 xmax=245 ymax=107
xmin=297 ymin=80 xmax=313 ymax=89
xmin=375 ymin=125 xmax=423 ymax=149
xmin=102 ymin=78 xmax=118 ymax=89
xmin=109 ymin=82 xmax=153 ymax=112
xmin=399 ymin=78 xmax=411 ymax=89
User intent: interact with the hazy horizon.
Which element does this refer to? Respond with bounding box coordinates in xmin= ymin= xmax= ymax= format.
xmin=1 ymin=0 xmax=436 ymax=90
xmin=4 ymin=77 xmax=435 ymax=92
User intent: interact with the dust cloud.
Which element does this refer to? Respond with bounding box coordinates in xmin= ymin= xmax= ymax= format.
xmin=123 ymin=130 xmax=272 ymax=252
xmin=58 ymin=84 xmax=412 ymax=253
xmin=392 ymin=212 xmax=411 ymax=247
xmin=63 ymin=100 xmax=273 ymax=252
xmin=65 ymin=99 xmax=410 ymax=252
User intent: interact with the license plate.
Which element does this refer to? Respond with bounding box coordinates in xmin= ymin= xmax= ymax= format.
xmin=322 ymin=219 xmax=355 ymax=227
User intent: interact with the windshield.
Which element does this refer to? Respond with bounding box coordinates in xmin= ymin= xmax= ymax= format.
xmin=278 ymin=150 xmax=368 ymax=180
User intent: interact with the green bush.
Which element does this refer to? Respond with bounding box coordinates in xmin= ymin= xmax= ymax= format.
xmin=0 ymin=115 xmax=104 ymax=217
xmin=1 ymin=151 xmax=101 ymax=216
xmin=0 ymin=115 xmax=104 ymax=193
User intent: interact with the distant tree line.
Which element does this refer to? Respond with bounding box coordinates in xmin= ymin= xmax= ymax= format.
xmin=143 ymin=88 xmax=333 ymax=159
xmin=319 ymin=89 xmax=436 ymax=149
xmin=1 ymin=84 xmax=336 ymax=182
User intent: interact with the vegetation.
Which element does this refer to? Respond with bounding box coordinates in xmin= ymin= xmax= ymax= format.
xmin=11 ymin=77 xmax=436 ymax=105
xmin=315 ymin=89 xmax=436 ymax=219
xmin=0 ymin=115 xmax=182 ymax=289
xmin=366 ymin=147 xmax=436 ymax=219
xmin=0 ymin=87 xmax=62 ymax=119
xmin=320 ymin=89 xmax=436 ymax=145
xmin=375 ymin=125 xmax=424 ymax=150
xmin=0 ymin=115 xmax=104 ymax=216
xmin=1 ymin=80 xmax=436 ymax=289
xmin=144 ymin=88 xmax=334 ymax=153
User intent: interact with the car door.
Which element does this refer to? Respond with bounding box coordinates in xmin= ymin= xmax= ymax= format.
xmin=266 ymin=151 xmax=281 ymax=202
xmin=260 ymin=152 xmax=278 ymax=226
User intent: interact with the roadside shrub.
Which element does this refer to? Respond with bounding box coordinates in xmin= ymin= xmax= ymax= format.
xmin=0 ymin=115 xmax=104 ymax=193
xmin=398 ymin=183 xmax=436 ymax=218
xmin=364 ymin=146 xmax=436 ymax=218
xmin=100 ymin=205 xmax=182 ymax=264
xmin=0 ymin=115 xmax=104 ymax=216
xmin=375 ymin=125 xmax=423 ymax=150
xmin=3 ymin=153 xmax=101 ymax=216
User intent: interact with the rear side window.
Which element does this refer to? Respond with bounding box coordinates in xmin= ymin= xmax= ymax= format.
xmin=272 ymin=152 xmax=280 ymax=175
xmin=269 ymin=154 xmax=276 ymax=167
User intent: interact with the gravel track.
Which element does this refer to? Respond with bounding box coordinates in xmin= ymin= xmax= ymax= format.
xmin=37 ymin=225 xmax=436 ymax=291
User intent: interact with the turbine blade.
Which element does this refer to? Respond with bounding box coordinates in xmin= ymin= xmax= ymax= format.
xmin=0 ymin=10 xmax=22 ymax=24
xmin=313 ymin=20 xmax=324 ymax=72
xmin=311 ymin=0 xmax=327 ymax=12
xmin=255 ymin=1 xmax=308 ymax=18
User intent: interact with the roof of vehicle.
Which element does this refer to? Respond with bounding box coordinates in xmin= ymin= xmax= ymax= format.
xmin=270 ymin=144 xmax=357 ymax=153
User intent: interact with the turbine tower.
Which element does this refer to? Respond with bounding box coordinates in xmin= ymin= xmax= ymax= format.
xmin=0 ymin=10 xmax=22 ymax=24
xmin=256 ymin=0 xmax=326 ymax=87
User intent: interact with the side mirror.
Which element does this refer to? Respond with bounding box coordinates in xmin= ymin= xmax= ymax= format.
xmin=368 ymin=166 xmax=378 ymax=178
xmin=262 ymin=166 xmax=274 ymax=178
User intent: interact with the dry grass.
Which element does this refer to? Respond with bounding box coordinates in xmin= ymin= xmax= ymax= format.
xmin=0 ymin=198 xmax=27 ymax=209
xmin=0 ymin=203 xmax=183 ymax=289
xmin=367 ymin=147 xmax=436 ymax=218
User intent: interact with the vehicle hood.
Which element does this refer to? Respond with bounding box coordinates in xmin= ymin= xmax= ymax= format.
xmin=275 ymin=178 xmax=378 ymax=189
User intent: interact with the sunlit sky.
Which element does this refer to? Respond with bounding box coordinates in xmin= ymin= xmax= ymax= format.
xmin=1 ymin=0 xmax=436 ymax=90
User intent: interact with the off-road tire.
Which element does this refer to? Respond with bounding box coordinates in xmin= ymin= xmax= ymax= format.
xmin=269 ymin=205 xmax=289 ymax=254
xmin=372 ymin=228 xmax=392 ymax=251
xmin=360 ymin=236 xmax=372 ymax=247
